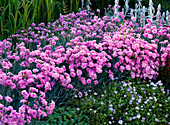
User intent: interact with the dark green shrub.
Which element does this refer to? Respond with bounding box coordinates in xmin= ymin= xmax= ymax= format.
xmin=34 ymin=106 xmax=89 ymax=125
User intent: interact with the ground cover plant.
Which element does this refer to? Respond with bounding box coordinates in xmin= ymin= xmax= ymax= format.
xmin=67 ymin=80 xmax=169 ymax=124
xmin=0 ymin=5 xmax=169 ymax=125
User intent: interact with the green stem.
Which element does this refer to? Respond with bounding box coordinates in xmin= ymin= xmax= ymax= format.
xmin=1 ymin=12 xmax=3 ymax=39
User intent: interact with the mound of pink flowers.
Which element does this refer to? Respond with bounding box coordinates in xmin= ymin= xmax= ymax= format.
xmin=0 ymin=9 xmax=169 ymax=124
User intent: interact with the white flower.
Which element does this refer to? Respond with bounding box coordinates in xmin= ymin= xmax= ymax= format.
xmin=149 ymin=97 xmax=153 ymax=100
xmin=137 ymin=114 xmax=141 ymax=119
xmin=118 ymin=120 xmax=123 ymax=124
xmin=152 ymin=87 xmax=156 ymax=90
xmin=101 ymin=102 xmax=104 ymax=105
xmin=77 ymin=108 xmax=80 ymax=111
xmin=155 ymin=118 xmax=159 ymax=122
xmin=132 ymin=97 xmax=135 ymax=100
xmin=114 ymin=91 xmax=118 ymax=94
xmin=109 ymin=121 xmax=112 ymax=124
xmin=109 ymin=104 xmax=113 ymax=107
xmin=101 ymin=94 xmax=104 ymax=97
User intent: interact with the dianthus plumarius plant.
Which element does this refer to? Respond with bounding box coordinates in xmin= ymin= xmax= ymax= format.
xmin=0 ymin=7 xmax=170 ymax=124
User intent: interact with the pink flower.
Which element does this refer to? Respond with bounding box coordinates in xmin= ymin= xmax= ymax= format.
xmin=29 ymin=87 xmax=38 ymax=93
xmin=31 ymin=109 xmax=37 ymax=118
xmin=30 ymin=93 xmax=38 ymax=98
xmin=27 ymin=78 xmax=34 ymax=83
xmin=81 ymin=63 xmax=87 ymax=69
xmin=87 ymin=79 xmax=91 ymax=84
xmin=33 ymin=69 xmax=39 ymax=73
xmin=28 ymin=58 xmax=34 ymax=63
xmin=78 ymin=91 xmax=82 ymax=98
xmin=40 ymin=91 xmax=45 ymax=98
xmin=89 ymin=62 xmax=94 ymax=67
xmin=70 ymin=72 xmax=76 ymax=77
xmin=7 ymin=106 xmax=13 ymax=111
xmin=0 ymin=103 xmax=4 ymax=108
xmin=67 ymin=84 xmax=73 ymax=89
xmin=76 ymin=69 xmax=82 ymax=76
xmin=131 ymin=72 xmax=135 ymax=78
xmin=126 ymin=65 xmax=131 ymax=70
xmin=94 ymin=80 xmax=98 ymax=85
xmin=20 ymin=99 xmax=27 ymax=103
xmin=41 ymin=98 xmax=48 ymax=106
xmin=21 ymin=90 xmax=29 ymax=99
xmin=45 ymin=82 xmax=51 ymax=91
xmin=97 ymin=9 xmax=100 ymax=13
xmin=120 ymin=65 xmax=125 ymax=72
xmin=131 ymin=16 xmax=136 ymax=22
xmin=5 ymin=96 xmax=13 ymax=102
xmin=49 ymin=100 xmax=55 ymax=110
xmin=148 ymin=34 xmax=153 ymax=39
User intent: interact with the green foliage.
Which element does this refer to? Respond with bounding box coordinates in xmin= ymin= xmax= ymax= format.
xmin=67 ymin=80 xmax=170 ymax=124
xmin=32 ymin=106 xmax=89 ymax=125
xmin=0 ymin=0 xmax=61 ymax=40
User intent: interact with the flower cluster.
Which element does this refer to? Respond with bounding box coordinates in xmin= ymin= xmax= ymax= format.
xmin=0 ymin=8 xmax=169 ymax=124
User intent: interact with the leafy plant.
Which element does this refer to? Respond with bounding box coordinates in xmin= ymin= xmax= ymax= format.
xmin=31 ymin=106 xmax=89 ymax=125
xmin=67 ymin=80 xmax=170 ymax=124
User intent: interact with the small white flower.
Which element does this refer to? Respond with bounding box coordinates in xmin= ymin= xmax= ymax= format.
xmin=109 ymin=121 xmax=112 ymax=124
xmin=135 ymin=107 xmax=139 ymax=110
xmin=77 ymin=108 xmax=80 ymax=111
xmin=150 ymin=82 xmax=157 ymax=86
xmin=147 ymin=112 xmax=150 ymax=115
xmin=149 ymin=97 xmax=153 ymax=100
xmin=123 ymin=83 xmax=127 ymax=87
xmin=159 ymin=104 xmax=162 ymax=107
xmin=132 ymin=97 xmax=135 ymax=100
xmin=118 ymin=120 xmax=123 ymax=124
xmin=152 ymin=87 xmax=156 ymax=90
xmin=101 ymin=94 xmax=104 ymax=97
xmin=94 ymin=110 xmax=96 ymax=113
xmin=101 ymin=102 xmax=104 ymax=105
xmin=94 ymin=92 xmax=98 ymax=95
xmin=114 ymin=91 xmax=118 ymax=94
xmin=133 ymin=116 xmax=137 ymax=119
xmin=155 ymin=118 xmax=159 ymax=122
xmin=137 ymin=114 xmax=141 ymax=119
